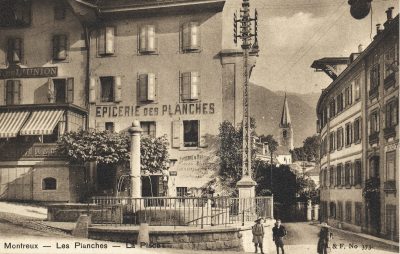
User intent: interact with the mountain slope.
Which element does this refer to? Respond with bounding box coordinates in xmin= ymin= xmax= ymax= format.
xmin=250 ymin=84 xmax=317 ymax=147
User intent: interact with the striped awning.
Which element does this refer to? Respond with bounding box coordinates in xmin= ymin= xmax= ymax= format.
xmin=0 ymin=110 xmax=30 ymax=138
xmin=20 ymin=109 xmax=64 ymax=135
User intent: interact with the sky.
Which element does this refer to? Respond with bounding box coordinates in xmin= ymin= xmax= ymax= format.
xmin=221 ymin=0 xmax=399 ymax=94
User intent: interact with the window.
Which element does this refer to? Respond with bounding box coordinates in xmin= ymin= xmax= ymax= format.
xmin=337 ymin=164 xmax=343 ymax=187
xmin=53 ymin=34 xmax=68 ymax=60
xmin=7 ymin=38 xmax=23 ymax=64
xmin=330 ymin=202 xmax=336 ymax=218
xmin=105 ymin=122 xmax=115 ymax=132
xmin=183 ymin=120 xmax=199 ymax=147
xmin=354 ymin=160 xmax=362 ymax=186
xmin=54 ymin=2 xmax=66 ymax=20
xmin=98 ymin=27 xmax=115 ymax=55
xmin=369 ymin=156 xmax=379 ymax=178
xmin=181 ymin=72 xmax=200 ymax=101
xmin=139 ymin=25 xmax=157 ymax=54
xmin=370 ymin=110 xmax=379 ymax=133
xmin=329 ymin=99 xmax=336 ymax=118
xmin=345 ymin=85 xmax=352 ymax=107
xmin=370 ymin=64 xmax=380 ymax=89
xmin=386 ymin=151 xmax=396 ymax=181
xmin=338 ymin=202 xmax=343 ymax=221
xmin=345 ymin=202 xmax=352 ymax=222
xmin=385 ymin=205 xmax=397 ymax=240
xmin=176 ymin=187 xmax=188 ymax=197
xmin=182 ymin=22 xmax=201 ymax=52
xmin=5 ymin=80 xmax=22 ymax=105
xmin=345 ymin=162 xmax=351 ymax=186
xmin=42 ymin=177 xmax=57 ymax=190
xmin=336 ymin=93 xmax=344 ymax=113
xmin=141 ymin=122 xmax=156 ymax=138
xmin=355 ymin=203 xmax=362 ymax=226
xmin=385 ymin=99 xmax=398 ymax=128
xmin=354 ymin=118 xmax=361 ymax=143
xmin=330 ymin=166 xmax=335 ymax=187
xmin=345 ymin=122 xmax=352 ymax=146
xmin=337 ymin=127 xmax=343 ymax=150
xmin=138 ymin=73 xmax=156 ymax=102
xmin=384 ymin=48 xmax=396 ymax=78
xmin=354 ymin=77 xmax=361 ymax=101
xmin=329 ymin=132 xmax=335 ymax=152
xmin=49 ymin=78 xmax=74 ymax=104
xmin=100 ymin=77 xmax=114 ymax=102
xmin=0 ymin=0 xmax=31 ymax=27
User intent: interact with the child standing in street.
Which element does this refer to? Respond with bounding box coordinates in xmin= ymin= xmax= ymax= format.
xmin=252 ymin=217 xmax=265 ymax=254
xmin=272 ymin=219 xmax=287 ymax=254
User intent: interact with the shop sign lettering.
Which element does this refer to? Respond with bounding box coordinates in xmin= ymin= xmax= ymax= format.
xmin=95 ymin=103 xmax=215 ymax=118
xmin=0 ymin=66 xmax=58 ymax=79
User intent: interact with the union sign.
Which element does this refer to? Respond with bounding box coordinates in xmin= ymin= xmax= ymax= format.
xmin=0 ymin=66 xmax=58 ymax=79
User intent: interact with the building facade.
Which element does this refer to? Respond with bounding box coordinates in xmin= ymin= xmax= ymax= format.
xmin=0 ymin=0 xmax=88 ymax=202
xmin=0 ymin=0 xmax=256 ymax=201
xmin=316 ymin=11 xmax=398 ymax=241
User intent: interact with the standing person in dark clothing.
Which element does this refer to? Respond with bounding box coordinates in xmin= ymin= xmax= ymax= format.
xmin=317 ymin=222 xmax=333 ymax=254
xmin=272 ymin=219 xmax=287 ymax=254
xmin=252 ymin=217 xmax=265 ymax=254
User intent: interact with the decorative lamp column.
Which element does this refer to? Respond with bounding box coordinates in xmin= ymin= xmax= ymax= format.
xmin=128 ymin=120 xmax=142 ymax=198
xmin=234 ymin=0 xmax=258 ymax=200
xmin=307 ymin=200 xmax=312 ymax=221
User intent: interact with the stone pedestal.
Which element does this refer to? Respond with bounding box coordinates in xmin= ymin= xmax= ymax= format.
xmin=237 ymin=176 xmax=256 ymax=225
xmin=313 ymin=204 xmax=319 ymax=221
xmin=128 ymin=121 xmax=142 ymax=198
xmin=72 ymin=214 xmax=91 ymax=238
xmin=307 ymin=200 xmax=312 ymax=221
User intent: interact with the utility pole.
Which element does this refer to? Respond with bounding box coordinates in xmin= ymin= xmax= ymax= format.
xmin=234 ymin=0 xmax=259 ymax=199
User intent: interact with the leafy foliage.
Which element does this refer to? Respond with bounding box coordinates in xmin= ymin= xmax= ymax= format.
xmin=58 ymin=130 xmax=169 ymax=173
xmin=217 ymin=119 xmax=257 ymax=191
xmin=291 ymin=135 xmax=320 ymax=162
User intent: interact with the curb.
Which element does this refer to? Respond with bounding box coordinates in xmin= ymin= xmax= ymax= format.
xmin=310 ymin=222 xmax=399 ymax=249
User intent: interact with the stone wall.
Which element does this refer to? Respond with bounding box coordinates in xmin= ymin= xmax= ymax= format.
xmin=88 ymin=227 xmax=244 ymax=251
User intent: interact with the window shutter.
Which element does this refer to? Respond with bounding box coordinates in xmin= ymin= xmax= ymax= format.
xmin=190 ymin=22 xmax=200 ymax=49
xmin=147 ymin=73 xmax=156 ymax=101
xmin=57 ymin=35 xmax=67 ymax=60
xmin=114 ymin=76 xmax=122 ymax=102
xmin=47 ymin=78 xmax=55 ymax=103
xmin=89 ymin=77 xmax=96 ymax=103
xmin=172 ymin=121 xmax=181 ymax=148
xmin=15 ymin=38 xmax=22 ymax=63
xmin=7 ymin=39 xmax=13 ymax=64
xmin=349 ymin=84 xmax=352 ymax=105
xmin=181 ymin=72 xmax=191 ymax=100
xmin=147 ymin=25 xmax=156 ymax=52
xmin=190 ymin=71 xmax=200 ymax=100
xmin=105 ymin=27 xmax=115 ymax=54
xmin=98 ymin=29 xmax=105 ymax=55
xmin=15 ymin=80 xmax=22 ymax=104
xmin=139 ymin=26 xmax=147 ymax=53
xmin=138 ymin=74 xmax=148 ymax=102
xmin=182 ymin=23 xmax=190 ymax=50
xmin=199 ymin=120 xmax=207 ymax=148
xmin=5 ymin=80 xmax=13 ymax=105
xmin=66 ymin=78 xmax=74 ymax=104
xmin=95 ymin=121 xmax=105 ymax=131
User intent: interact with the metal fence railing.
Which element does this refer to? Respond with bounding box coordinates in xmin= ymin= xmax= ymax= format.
xmin=90 ymin=196 xmax=273 ymax=228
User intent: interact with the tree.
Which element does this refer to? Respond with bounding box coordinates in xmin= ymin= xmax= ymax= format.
xmin=58 ymin=129 xmax=169 ymax=173
xmin=217 ymin=119 xmax=257 ymax=193
xmin=291 ymin=135 xmax=320 ymax=162
xmin=259 ymin=134 xmax=278 ymax=164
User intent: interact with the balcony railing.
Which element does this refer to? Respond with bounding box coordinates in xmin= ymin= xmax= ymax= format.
xmin=383 ymin=126 xmax=396 ymax=139
xmin=369 ymin=131 xmax=379 ymax=145
xmin=0 ymin=142 xmax=63 ymax=161
xmin=384 ymin=180 xmax=396 ymax=193
xmin=369 ymin=86 xmax=379 ymax=100
xmin=384 ymin=73 xmax=396 ymax=90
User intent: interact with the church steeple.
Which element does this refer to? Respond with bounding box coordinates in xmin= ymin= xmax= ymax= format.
xmin=280 ymin=93 xmax=291 ymax=128
xmin=278 ymin=93 xmax=294 ymax=151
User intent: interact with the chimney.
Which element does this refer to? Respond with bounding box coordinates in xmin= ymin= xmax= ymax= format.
xmin=358 ymin=44 xmax=363 ymax=53
xmin=376 ymin=24 xmax=382 ymax=34
xmin=386 ymin=7 xmax=394 ymax=21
